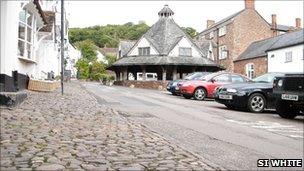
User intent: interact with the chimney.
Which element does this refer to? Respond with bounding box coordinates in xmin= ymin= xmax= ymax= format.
xmin=271 ymin=14 xmax=277 ymax=36
xmin=295 ymin=18 xmax=301 ymax=29
xmin=245 ymin=0 xmax=255 ymax=10
xmin=207 ymin=20 xmax=215 ymax=28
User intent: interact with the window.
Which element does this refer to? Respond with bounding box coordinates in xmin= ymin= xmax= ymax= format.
xmin=219 ymin=45 xmax=228 ymax=59
xmin=18 ymin=8 xmax=36 ymax=59
xmin=285 ymin=51 xmax=292 ymax=62
xmin=138 ymin=47 xmax=150 ymax=56
xmin=219 ymin=26 xmax=227 ymax=36
xmin=245 ymin=63 xmax=254 ymax=79
xmin=209 ymin=31 xmax=214 ymax=39
xmin=179 ymin=47 xmax=192 ymax=57
xmin=213 ymin=74 xmax=230 ymax=82
xmin=231 ymin=75 xmax=245 ymax=83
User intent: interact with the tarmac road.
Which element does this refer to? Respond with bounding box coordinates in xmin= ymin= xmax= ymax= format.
xmin=83 ymin=82 xmax=304 ymax=170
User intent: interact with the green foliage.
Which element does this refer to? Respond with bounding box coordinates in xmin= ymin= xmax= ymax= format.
xmin=105 ymin=54 xmax=117 ymax=67
xmin=182 ymin=27 xmax=198 ymax=38
xmin=90 ymin=61 xmax=106 ymax=80
xmin=69 ymin=22 xmax=150 ymax=48
xmin=75 ymin=58 xmax=90 ymax=79
xmin=75 ymin=40 xmax=98 ymax=62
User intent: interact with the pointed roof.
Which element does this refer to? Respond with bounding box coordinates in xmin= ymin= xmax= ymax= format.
xmin=143 ymin=15 xmax=199 ymax=55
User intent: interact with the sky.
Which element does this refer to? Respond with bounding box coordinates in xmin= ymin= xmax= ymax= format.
xmin=65 ymin=0 xmax=304 ymax=32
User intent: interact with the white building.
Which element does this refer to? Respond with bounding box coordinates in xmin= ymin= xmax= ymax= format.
xmin=267 ymin=29 xmax=304 ymax=73
xmin=65 ymin=43 xmax=81 ymax=77
xmin=0 ymin=0 xmax=69 ymax=92
xmin=0 ymin=0 xmax=47 ymax=91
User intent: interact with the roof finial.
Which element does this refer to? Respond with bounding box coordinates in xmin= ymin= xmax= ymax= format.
xmin=158 ymin=4 xmax=174 ymax=18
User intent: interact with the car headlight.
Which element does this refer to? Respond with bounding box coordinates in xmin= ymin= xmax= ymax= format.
xmin=227 ymin=88 xmax=237 ymax=93
xmin=278 ymin=80 xmax=283 ymax=87
xmin=236 ymin=91 xmax=246 ymax=96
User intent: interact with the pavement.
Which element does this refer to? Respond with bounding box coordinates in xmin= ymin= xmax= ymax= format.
xmin=0 ymin=82 xmax=217 ymax=171
xmin=82 ymin=82 xmax=304 ymax=170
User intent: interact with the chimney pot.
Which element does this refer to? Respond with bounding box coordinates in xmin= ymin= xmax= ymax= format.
xmin=207 ymin=20 xmax=215 ymax=28
xmin=296 ymin=18 xmax=301 ymax=28
xmin=245 ymin=0 xmax=255 ymax=10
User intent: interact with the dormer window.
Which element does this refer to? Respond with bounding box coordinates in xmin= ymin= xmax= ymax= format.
xmin=179 ymin=47 xmax=192 ymax=57
xmin=138 ymin=47 xmax=150 ymax=56
xmin=219 ymin=26 xmax=227 ymax=37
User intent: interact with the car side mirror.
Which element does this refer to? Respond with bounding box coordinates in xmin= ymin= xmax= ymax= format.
xmin=211 ymin=79 xmax=215 ymax=83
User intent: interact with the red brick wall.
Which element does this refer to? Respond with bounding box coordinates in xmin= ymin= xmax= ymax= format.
xmin=114 ymin=81 xmax=169 ymax=90
xmin=234 ymin=56 xmax=268 ymax=78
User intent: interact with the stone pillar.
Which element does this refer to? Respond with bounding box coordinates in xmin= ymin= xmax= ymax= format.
xmin=141 ymin=66 xmax=146 ymax=81
xmin=161 ymin=66 xmax=167 ymax=81
xmin=172 ymin=66 xmax=177 ymax=80
xmin=119 ymin=72 xmax=123 ymax=81
xmin=122 ymin=67 xmax=128 ymax=81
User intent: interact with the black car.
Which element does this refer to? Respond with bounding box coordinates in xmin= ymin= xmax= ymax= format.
xmin=214 ymin=73 xmax=285 ymax=113
xmin=273 ymin=74 xmax=304 ymax=119
xmin=166 ymin=72 xmax=210 ymax=95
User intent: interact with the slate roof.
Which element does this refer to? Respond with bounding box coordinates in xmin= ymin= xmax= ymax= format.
xmin=194 ymin=40 xmax=212 ymax=57
xmin=40 ymin=11 xmax=55 ymax=32
xmin=110 ymin=5 xmax=220 ymax=70
xmin=110 ymin=56 xmax=218 ymax=67
xmin=267 ymin=29 xmax=304 ymax=51
xmin=236 ymin=29 xmax=304 ymax=61
xmin=119 ymin=41 xmax=136 ymax=57
xmin=276 ymin=25 xmax=292 ymax=32
xmin=141 ymin=17 xmax=199 ymax=55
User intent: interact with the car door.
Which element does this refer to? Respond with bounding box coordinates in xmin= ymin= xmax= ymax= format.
xmin=208 ymin=74 xmax=230 ymax=96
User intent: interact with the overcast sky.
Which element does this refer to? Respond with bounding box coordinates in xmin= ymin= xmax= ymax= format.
xmin=65 ymin=0 xmax=303 ymax=32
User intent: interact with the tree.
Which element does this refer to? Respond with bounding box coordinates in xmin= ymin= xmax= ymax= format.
xmin=75 ymin=40 xmax=97 ymax=62
xmin=105 ymin=54 xmax=117 ymax=67
xmin=75 ymin=58 xmax=90 ymax=79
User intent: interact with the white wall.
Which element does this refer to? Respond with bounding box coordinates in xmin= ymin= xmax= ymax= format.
xmin=0 ymin=1 xmax=45 ymax=78
xmin=66 ymin=43 xmax=81 ymax=77
xmin=267 ymin=44 xmax=304 ymax=73
xmin=128 ymin=37 xmax=158 ymax=56
xmin=168 ymin=36 xmax=201 ymax=57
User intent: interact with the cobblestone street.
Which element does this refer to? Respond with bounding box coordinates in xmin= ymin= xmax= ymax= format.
xmin=0 ymin=82 xmax=215 ymax=171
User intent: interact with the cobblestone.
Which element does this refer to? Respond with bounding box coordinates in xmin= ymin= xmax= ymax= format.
xmin=0 ymin=82 xmax=215 ymax=170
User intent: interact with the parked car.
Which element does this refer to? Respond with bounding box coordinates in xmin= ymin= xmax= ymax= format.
xmin=214 ymin=72 xmax=285 ymax=113
xmin=273 ymin=74 xmax=304 ymax=119
xmin=166 ymin=72 xmax=210 ymax=95
xmin=180 ymin=72 xmax=250 ymax=100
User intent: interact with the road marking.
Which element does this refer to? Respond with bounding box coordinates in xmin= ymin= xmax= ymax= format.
xmin=225 ymin=119 xmax=304 ymax=139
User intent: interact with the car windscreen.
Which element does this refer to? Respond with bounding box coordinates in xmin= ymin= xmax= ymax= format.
xmin=185 ymin=72 xmax=211 ymax=80
xmin=253 ymin=73 xmax=284 ymax=83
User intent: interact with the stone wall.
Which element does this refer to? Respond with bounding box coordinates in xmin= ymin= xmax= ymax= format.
xmin=234 ymin=56 xmax=268 ymax=78
xmin=114 ymin=81 xmax=169 ymax=90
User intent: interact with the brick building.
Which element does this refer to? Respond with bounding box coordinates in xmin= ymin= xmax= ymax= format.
xmin=196 ymin=0 xmax=297 ymax=76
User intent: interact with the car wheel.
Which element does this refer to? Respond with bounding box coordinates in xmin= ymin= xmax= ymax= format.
xmin=171 ymin=92 xmax=177 ymax=96
xmin=247 ymin=93 xmax=266 ymax=113
xmin=194 ymin=88 xmax=207 ymax=101
xmin=276 ymin=101 xmax=297 ymax=119
xmin=225 ymin=104 xmax=235 ymax=110
xmin=183 ymin=94 xmax=192 ymax=99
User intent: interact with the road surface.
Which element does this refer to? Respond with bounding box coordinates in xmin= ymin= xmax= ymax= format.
xmin=83 ymin=82 xmax=304 ymax=170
